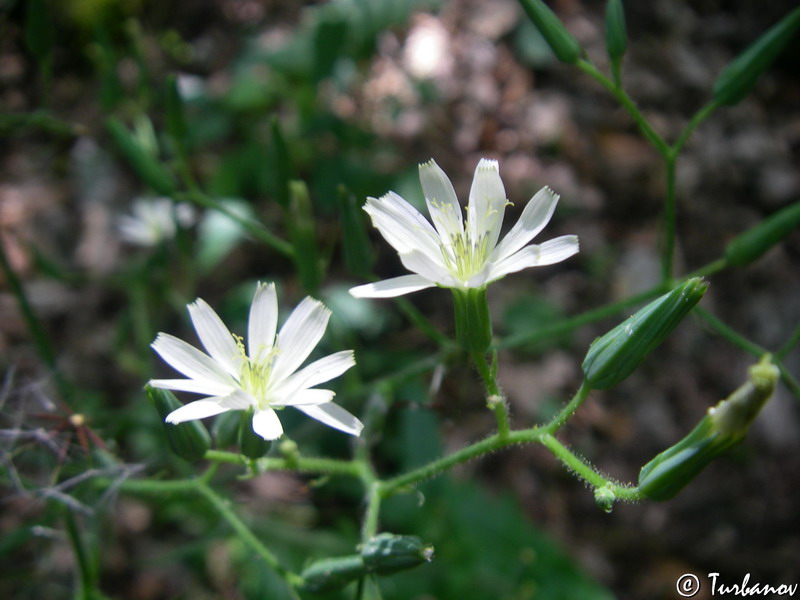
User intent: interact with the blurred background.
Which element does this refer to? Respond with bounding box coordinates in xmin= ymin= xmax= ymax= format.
xmin=1 ymin=0 xmax=799 ymax=598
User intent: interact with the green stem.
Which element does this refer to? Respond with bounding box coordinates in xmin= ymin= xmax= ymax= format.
xmin=394 ymin=296 xmax=453 ymax=348
xmin=472 ymin=351 xmax=509 ymax=437
xmin=0 ymin=239 xmax=73 ymax=403
xmin=777 ymin=321 xmax=800 ymax=360
xmin=672 ymin=100 xmax=720 ymax=156
xmin=662 ymin=155 xmax=677 ymax=283
xmin=686 ymin=257 xmax=728 ymax=279
xmin=576 ymin=59 xmax=670 ymax=156
xmin=175 ymin=190 xmax=293 ymax=257
xmin=497 ymin=285 xmax=665 ymax=350
xmin=114 ymin=473 xmax=302 ymax=593
xmin=695 ymin=306 xmax=767 ymax=357
xmin=194 ymin=481 xmax=303 ymax=589
xmin=542 ymin=380 xmax=591 ymax=433
xmin=204 ymin=449 xmax=364 ymax=478
xmin=538 ymin=434 xmax=642 ymax=501
xmin=380 ymin=433 xmax=506 ymax=497
xmin=362 ymin=482 xmax=382 ymax=542
xmin=63 ymin=508 xmax=97 ymax=600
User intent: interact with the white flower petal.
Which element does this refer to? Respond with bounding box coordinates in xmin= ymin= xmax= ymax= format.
xmin=271 ymin=297 xmax=330 ymax=383
xmin=419 ymin=159 xmax=463 ymax=246
xmin=151 ymin=333 xmax=236 ymax=387
xmin=272 ymin=350 xmax=355 ymax=400
xmin=187 ymin=299 xmax=241 ymax=377
xmin=148 ymin=378 xmax=236 ymax=397
xmin=276 ymin=388 xmax=336 ymax=406
xmin=364 ymin=193 xmax=442 ymax=262
xmin=166 ymin=398 xmax=230 ymax=423
xmin=349 ymin=274 xmax=435 ymax=298
xmin=248 ymin=282 xmax=278 ymax=360
xmin=491 ymin=186 xmax=560 ymax=264
xmin=294 ymin=402 xmax=364 ymax=436
xmin=486 ymin=235 xmax=580 ymax=283
xmin=399 ymin=249 xmax=456 ymax=287
xmin=251 ymin=408 xmax=284 ymax=440
xmin=220 ymin=388 xmax=255 ymax=410
xmin=467 ymin=159 xmax=507 ymax=251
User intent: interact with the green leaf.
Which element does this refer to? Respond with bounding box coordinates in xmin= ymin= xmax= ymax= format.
xmin=270 ymin=118 xmax=293 ymax=208
xmin=337 ymin=186 xmax=375 ymax=278
xmin=518 ymin=0 xmax=582 ymax=64
xmin=712 ymin=6 xmax=800 ymax=105
xmin=164 ymin=74 xmax=188 ymax=148
xmin=287 ymin=180 xmax=323 ymax=295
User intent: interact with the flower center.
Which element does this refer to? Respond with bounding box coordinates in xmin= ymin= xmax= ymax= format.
xmin=437 ymin=202 xmax=506 ymax=283
xmin=235 ymin=336 xmax=278 ymax=410
xmin=440 ymin=228 xmax=492 ymax=282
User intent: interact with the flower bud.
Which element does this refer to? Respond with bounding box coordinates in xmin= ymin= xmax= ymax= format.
xmin=361 ymin=533 xmax=434 ymax=575
xmin=239 ymin=409 xmax=272 ymax=459
xmin=604 ymin=0 xmax=628 ymax=61
xmin=638 ymin=356 xmax=778 ymax=501
xmin=452 ymin=287 xmax=493 ymax=353
xmin=300 ymin=555 xmax=367 ymax=593
xmin=518 ymin=0 xmax=582 ymax=64
xmin=147 ymin=386 xmax=211 ymax=462
xmin=708 ymin=355 xmax=779 ymax=437
xmin=594 ymin=486 xmax=616 ymax=513
xmin=712 ymin=6 xmax=800 ymax=106
xmin=582 ymin=278 xmax=708 ymax=390
xmin=107 ymin=117 xmax=176 ymax=195
xmin=724 ymin=200 xmax=800 ymax=267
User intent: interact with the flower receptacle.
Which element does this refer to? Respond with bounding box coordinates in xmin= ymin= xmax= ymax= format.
xmin=451 ymin=287 xmax=493 ymax=353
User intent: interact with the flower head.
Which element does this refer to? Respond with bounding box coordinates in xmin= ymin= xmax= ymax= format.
xmin=349 ymin=158 xmax=579 ymax=298
xmin=118 ymin=197 xmax=195 ymax=246
xmin=149 ymin=283 xmax=362 ymax=440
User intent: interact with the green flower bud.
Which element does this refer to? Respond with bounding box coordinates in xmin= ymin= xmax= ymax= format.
xmin=361 ymin=533 xmax=434 ymax=575
xmin=712 ymin=6 xmax=800 ymax=106
xmin=452 ymin=287 xmax=493 ymax=353
xmin=239 ymin=409 xmax=272 ymax=459
xmin=708 ymin=355 xmax=779 ymax=437
xmin=582 ymin=278 xmax=708 ymax=390
xmin=518 ymin=0 xmax=582 ymax=64
xmin=147 ymin=386 xmax=211 ymax=462
xmin=300 ymin=555 xmax=367 ymax=593
xmin=724 ymin=200 xmax=800 ymax=267
xmin=107 ymin=117 xmax=176 ymax=195
xmin=594 ymin=486 xmax=616 ymax=513
xmin=638 ymin=356 xmax=779 ymax=501
xmin=604 ymin=0 xmax=628 ymax=61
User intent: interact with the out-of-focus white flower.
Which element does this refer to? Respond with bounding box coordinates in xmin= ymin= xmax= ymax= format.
xmin=349 ymin=158 xmax=579 ymax=298
xmin=149 ymin=283 xmax=362 ymax=440
xmin=118 ymin=198 xmax=195 ymax=246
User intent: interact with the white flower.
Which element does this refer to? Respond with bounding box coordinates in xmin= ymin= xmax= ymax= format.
xmin=349 ymin=158 xmax=579 ymax=298
xmin=149 ymin=283 xmax=362 ymax=440
xmin=118 ymin=198 xmax=195 ymax=246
